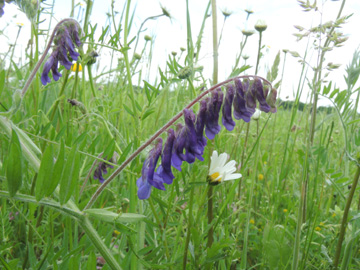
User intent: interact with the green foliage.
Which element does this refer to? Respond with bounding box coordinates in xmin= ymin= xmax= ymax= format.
xmin=6 ymin=129 xmax=22 ymax=197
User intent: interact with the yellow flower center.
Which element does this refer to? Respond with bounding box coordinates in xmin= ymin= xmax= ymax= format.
xmin=209 ymin=172 xmax=221 ymax=182
xmin=71 ymin=63 xmax=82 ymax=72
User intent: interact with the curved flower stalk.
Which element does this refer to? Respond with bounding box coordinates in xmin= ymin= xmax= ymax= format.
xmin=84 ymin=75 xmax=277 ymax=208
xmin=41 ymin=21 xmax=82 ymax=85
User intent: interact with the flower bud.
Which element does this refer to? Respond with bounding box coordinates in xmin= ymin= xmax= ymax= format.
xmin=255 ymin=20 xmax=267 ymax=32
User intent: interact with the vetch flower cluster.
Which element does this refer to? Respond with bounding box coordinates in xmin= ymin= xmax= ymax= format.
xmin=137 ymin=77 xmax=277 ymax=199
xmin=41 ymin=20 xmax=82 ymax=85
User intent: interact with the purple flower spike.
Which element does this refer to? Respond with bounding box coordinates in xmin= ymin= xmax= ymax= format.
xmin=41 ymin=20 xmax=82 ymax=86
xmin=205 ymin=88 xmax=224 ymax=139
xmin=137 ymin=138 xmax=165 ymax=200
xmin=171 ymin=124 xmax=185 ymax=171
xmin=266 ymin=88 xmax=278 ymax=113
xmin=222 ymin=84 xmax=236 ymax=131
xmin=254 ymin=79 xmax=271 ymax=113
xmin=94 ymin=159 xmax=114 ymax=184
xmin=158 ymin=129 xmax=176 ymax=184
xmin=233 ymin=79 xmax=253 ymax=122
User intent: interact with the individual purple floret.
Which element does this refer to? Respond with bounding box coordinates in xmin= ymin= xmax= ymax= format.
xmin=245 ymin=80 xmax=257 ymax=114
xmin=267 ymin=88 xmax=278 ymax=113
xmin=233 ymin=79 xmax=253 ymax=122
xmin=195 ymin=99 xmax=208 ymax=154
xmin=94 ymin=159 xmax=114 ymax=183
xmin=222 ymin=84 xmax=236 ymax=131
xmin=254 ymin=78 xmax=271 ymax=113
xmin=205 ymin=88 xmax=224 ymax=139
xmin=172 ymin=109 xmax=203 ymax=170
xmin=137 ymin=139 xmax=165 ymax=200
xmin=158 ymin=129 xmax=175 ymax=184
xmin=41 ymin=20 xmax=82 ymax=86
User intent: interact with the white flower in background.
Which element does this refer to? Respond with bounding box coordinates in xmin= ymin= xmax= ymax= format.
xmin=252 ymin=108 xmax=261 ymax=120
xmin=207 ymin=151 xmax=242 ymax=185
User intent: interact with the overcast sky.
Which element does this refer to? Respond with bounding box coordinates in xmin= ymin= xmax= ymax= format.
xmin=1 ymin=0 xmax=360 ymax=106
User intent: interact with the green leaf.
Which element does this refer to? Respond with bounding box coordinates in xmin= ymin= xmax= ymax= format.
xmin=35 ymin=145 xmax=54 ymax=201
xmin=85 ymin=209 xmax=146 ymax=224
xmin=6 ymin=129 xmax=22 ymax=196
xmin=141 ymin=108 xmax=155 ymax=120
xmin=0 ymin=70 xmax=5 ymax=97
xmin=46 ymin=141 xmax=65 ymax=196
xmin=60 ymin=144 xmax=80 ymax=205
xmin=123 ymin=104 xmax=134 ymax=116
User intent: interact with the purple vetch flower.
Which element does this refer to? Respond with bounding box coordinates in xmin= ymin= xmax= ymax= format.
xmin=245 ymin=80 xmax=257 ymax=114
xmin=195 ymin=99 xmax=208 ymax=154
xmin=222 ymin=84 xmax=236 ymax=131
xmin=205 ymin=88 xmax=224 ymax=139
xmin=158 ymin=129 xmax=175 ymax=185
xmin=94 ymin=159 xmax=114 ymax=183
xmin=137 ymin=139 xmax=165 ymax=200
xmin=41 ymin=20 xmax=82 ymax=86
xmin=172 ymin=109 xmax=204 ymax=170
xmin=233 ymin=79 xmax=253 ymax=122
xmin=253 ymin=78 xmax=271 ymax=113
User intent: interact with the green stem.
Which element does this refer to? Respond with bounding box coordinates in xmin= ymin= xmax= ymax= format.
xmin=211 ymin=0 xmax=218 ymax=84
xmin=80 ymin=217 xmax=122 ymax=270
xmin=182 ymin=176 xmax=195 ymax=270
xmin=255 ymin=32 xmax=262 ymax=75
xmin=333 ymin=163 xmax=360 ymax=269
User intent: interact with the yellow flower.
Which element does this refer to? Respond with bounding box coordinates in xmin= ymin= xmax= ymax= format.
xmin=71 ymin=63 xmax=82 ymax=72
xmin=332 ymin=213 xmax=336 ymax=218
xmin=16 ymin=22 xmax=24 ymax=27
xmin=264 ymin=161 xmax=267 ymax=165
xmin=315 ymin=227 xmax=321 ymax=231
xmin=114 ymin=230 xmax=120 ymax=235
xmin=283 ymin=209 xmax=288 ymax=213
xmin=258 ymin=173 xmax=264 ymax=181
xmin=319 ymin=222 xmax=325 ymax=226
xmin=250 ymin=219 xmax=255 ymax=224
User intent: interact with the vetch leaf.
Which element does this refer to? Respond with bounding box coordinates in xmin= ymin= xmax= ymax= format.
xmin=6 ymin=129 xmax=22 ymax=196
xmin=46 ymin=141 xmax=65 ymax=196
xmin=85 ymin=209 xmax=146 ymax=224
xmin=60 ymin=144 xmax=80 ymax=205
xmin=35 ymin=145 xmax=54 ymax=201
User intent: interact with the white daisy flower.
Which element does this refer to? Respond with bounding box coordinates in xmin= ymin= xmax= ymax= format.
xmin=207 ymin=151 xmax=242 ymax=185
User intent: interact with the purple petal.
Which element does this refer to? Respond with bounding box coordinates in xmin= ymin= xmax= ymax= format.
xmin=254 ymin=79 xmax=271 ymax=113
xmin=205 ymin=88 xmax=223 ymax=139
xmin=233 ymin=79 xmax=253 ymax=122
xmin=222 ymin=84 xmax=236 ymax=131
xmin=137 ymin=177 xmax=152 ymax=200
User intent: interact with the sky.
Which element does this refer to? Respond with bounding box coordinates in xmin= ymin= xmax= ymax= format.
xmin=1 ymin=0 xmax=360 ymax=107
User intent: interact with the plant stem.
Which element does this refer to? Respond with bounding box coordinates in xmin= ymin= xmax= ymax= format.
xmin=333 ymin=162 xmax=360 ymax=269
xmin=182 ymin=175 xmax=195 ymax=270
xmin=255 ymin=32 xmax=262 ymax=75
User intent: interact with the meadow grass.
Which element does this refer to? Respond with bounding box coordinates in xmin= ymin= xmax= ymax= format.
xmin=0 ymin=0 xmax=360 ymax=269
